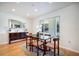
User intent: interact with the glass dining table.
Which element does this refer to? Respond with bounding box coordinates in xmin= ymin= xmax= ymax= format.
xmin=33 ymin=34 xmax=52 ymax=56
xmin=26 ymin=34 xmax=59 ymax=56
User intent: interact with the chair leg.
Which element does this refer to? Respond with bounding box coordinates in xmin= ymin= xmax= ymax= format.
xmin=50 ymin=38 xmax=51 ymax=43
xmin=37 ymin=47 xmax=39 ymax=56
xmin=29 ymin=45 xmax=32 ymax=51
xmin=43 ymin=40 xmax=47 ymax=56
xmin=54 ymin=40 xmax=56 ymax=56
xmin=29 ymin=37 xmax=32 ymax=51
xmin=31 ymin=45 xmax=33 ymax=52
xmin=37 ymin=39 xmax=39 ymax=56
xmin=26 ymin=38 xmax=27 ymax=48
xmin=57 ymin=40 xmax=59 ymax=56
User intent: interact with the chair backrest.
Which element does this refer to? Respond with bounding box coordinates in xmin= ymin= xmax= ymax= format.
xmin=45 ymin=34 xmax=51 ymax=36
xmin=39 ymin=32 xmax=51 ymax=36
xmin=39 ymin=33 xmax=43 ymax=35
xmin=53 ymin=38 xmax=59 ymax=41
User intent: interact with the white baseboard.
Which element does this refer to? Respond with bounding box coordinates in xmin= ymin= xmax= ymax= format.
xmin=60 ymin=46 xmax=79 ymax=54
xmin=0 ymin=42 xmax=8 ymax=45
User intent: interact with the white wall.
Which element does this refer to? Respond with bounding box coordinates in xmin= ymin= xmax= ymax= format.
xmin=32 ymin=3 xmax=79 ymax=52
xmin=0 ymin=12 xmax=30 ymax=44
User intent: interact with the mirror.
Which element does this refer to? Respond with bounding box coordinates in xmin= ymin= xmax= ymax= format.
xmin=9 ymin=19 xmax=25 ymax=29
xmin=49 ymin=16 xmax=60 ymax=37
xmin=8 ymin=19 xmax=26 ymax=32
xmin=39 ymin=16 xmax=60 ymax=37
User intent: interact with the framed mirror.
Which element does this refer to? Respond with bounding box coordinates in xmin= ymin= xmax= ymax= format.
xmin=39 ymin=16 xmax=60 ymax=37
xmin=8 ymin=19 xmax=25 ymax=29
xmin=8 ymin=19 xmax=26 ymax=32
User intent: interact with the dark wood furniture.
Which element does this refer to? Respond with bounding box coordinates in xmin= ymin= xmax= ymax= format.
xmin=46 ymin=38 xmax=59 ymax=56
xmin=26 ymin=33 xmax=43 ymax=56
xmin=9 ymin=32 xmax=26 ymax=44
xmin=26 ymin=33 xmax=59 ymax=56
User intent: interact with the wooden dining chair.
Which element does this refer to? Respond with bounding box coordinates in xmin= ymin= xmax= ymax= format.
xmin=26 ymin=33 xmax=32 ymax=48
xmin=31 ymin=36 xmax=45 ymax=56
xmin=46 ymin=38 xmax=59 ymax=56
xmin=26 ymin=32 xmax=43 ymax=56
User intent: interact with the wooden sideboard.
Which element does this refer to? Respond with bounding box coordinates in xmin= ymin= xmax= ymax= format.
xmin=9 ymin=32 xmax=26 ymax=44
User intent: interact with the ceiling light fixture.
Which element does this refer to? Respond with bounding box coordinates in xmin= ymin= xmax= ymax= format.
xmin=12 ymin=9 xmax=15 ymax=12
xmin=34 ymin=8 xmax=38 ymax=12
xmin=48 ymin=2 xmax=53 ymax=4
xmin=16 ymin=2 xmax=20 ymax=4
xmin=26 ymin=13 xmax=30 ymax=16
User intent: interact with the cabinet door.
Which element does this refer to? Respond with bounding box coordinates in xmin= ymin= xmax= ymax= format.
xmin=9 ymin=33 xmax=16 ymax=40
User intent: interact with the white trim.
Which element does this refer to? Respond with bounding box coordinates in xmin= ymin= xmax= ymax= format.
xmin=60 ymin=46 xmax=79 ymax=54
xmin=0 ymin=39 xmax=25 ymax=45
xmin=0 ymin=42 xmax=8 ymax=45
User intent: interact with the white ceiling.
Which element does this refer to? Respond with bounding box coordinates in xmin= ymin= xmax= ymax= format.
xmin=0 ymin=2 xmax=74 ymax=19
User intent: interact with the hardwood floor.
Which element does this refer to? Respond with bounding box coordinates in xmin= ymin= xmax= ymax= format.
xmin=0 ymin=40 xmax=79 ymax=56
xmin=0 ymin=40 xmax=29 ymax=56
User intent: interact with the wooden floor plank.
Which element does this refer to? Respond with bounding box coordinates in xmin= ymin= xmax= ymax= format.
xmin=0 ymin=40 xmax=79 ymax=56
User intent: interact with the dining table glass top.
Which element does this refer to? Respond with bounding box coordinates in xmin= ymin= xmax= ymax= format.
xmin=32 ymin=34 xmax=52 ymax=40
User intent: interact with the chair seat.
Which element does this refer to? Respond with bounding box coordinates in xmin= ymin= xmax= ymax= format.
xmin=46 ymin=43 xmax=58 ymax=49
